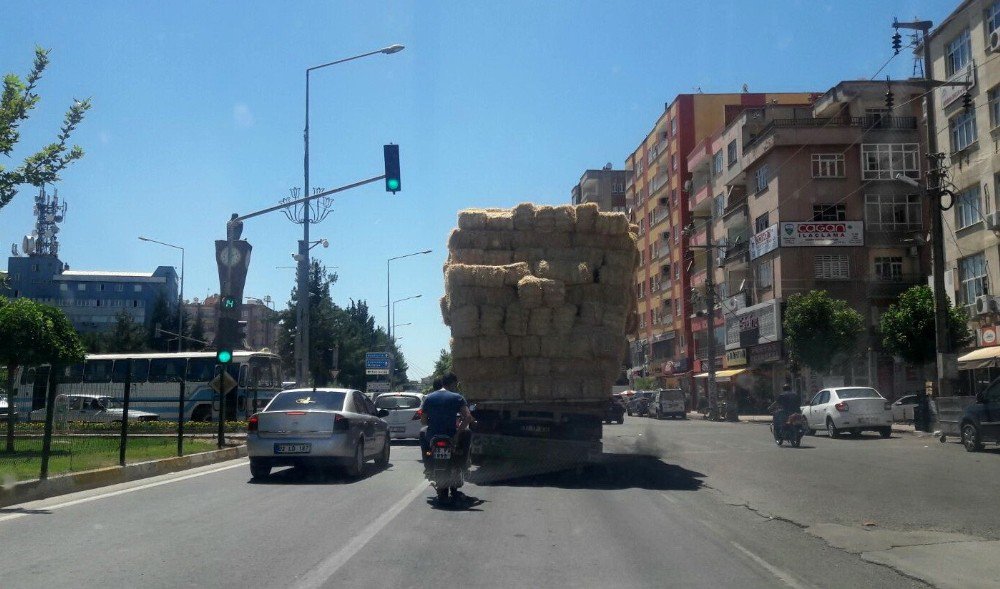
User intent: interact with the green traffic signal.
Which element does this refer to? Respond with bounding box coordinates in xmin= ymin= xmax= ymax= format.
xmin=387 ymin=178 xmax=400 ymax=191
xmin=217 ymin=349 xmax=233 ymax=364
xmin=221 ymin=296 xmax=237 ymax=309
xmin=383 ymin=144 xmax=400 ymax=194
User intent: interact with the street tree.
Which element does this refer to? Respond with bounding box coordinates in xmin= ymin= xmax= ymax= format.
xmin=1 ymin=47 xmax=91 ymax=211
xmin=189 ymin=307 xmax=207 ymax=351
xmin=633 ymin=376 xmax=657 ymax=390
xmin=879 ymin=285 xmax=971 ymax=371
xmin=106 ymin=311 xmax=147 ymax=353
xmin=0 ymin=297 xmax=85 ymax=452
xmin=146 ymin=293 xmax=171 ymax=351
xmin=783 ymin=290 xmax=865 ymax=375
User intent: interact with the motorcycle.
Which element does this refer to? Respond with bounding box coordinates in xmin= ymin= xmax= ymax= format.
xmin=426 ymin=433 xmax=468 ymax=502
xmin=771 ymin=412 xmax=806 ymax=447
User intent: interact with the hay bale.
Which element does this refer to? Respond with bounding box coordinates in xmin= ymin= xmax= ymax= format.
xmin=595 ymin=212 xmax=630 ymax=235
xmin=479 ymin=335 xmax=510 ymax=358
xmin=457 ymin=209 xmax=489 ymax=230
xmin=510 ymin=247 xmax=546 ymax=265
xmin=479 ymin=305 xmax=505 ymax=335
xmin=565 ymin=284 xmax=630 ymax=307
xmin=481 ymin=250 xmax=514 ymax=264
xmin=511 ymin=335 xmax=540 ymax=357
xmin=523 ymin=376 xmax=550 ymax=399
xmin=522 ymin=357 xmax=551 ymax=375
xmin=552 ymin=303 xmax=577 ymax=335
xmin=448 ymin=305 xmax=480 ymax=337
xmin=536 ymin=260 xmax=593 ymax=285
xmin=449 ymin=248 xmax=486 ymax=264
xmin=503 ymin=262 xmax=531 ymax=286
xmin=517 ymin=275 xmax=544 ymax=308
xmin=552 ymin=379 xmax=583 ymax=400
xmin=451 ymin=337 xmax=479 ymax=359
xmin=512 ymin=203 xmax=536 ymax=230
xmin=446 ymin=264 xmax=506 ymax=289
xmin=534 ymin=205 xmax=556 ymax=232
xmin=575 ymin=202 xmax=598 ymax=233
xmin=601 ymin=306 xmax=628 ymax=330
xmin=603 ymin=250 xmax=638 ymax=270
xmin=440 ymin=296 xmax=451 ymax=326
xmin=528 ymin=307 xmax=553 ymax=336
xmin=504 ymin=302 xmax=528 ymax=336
xmin=573 ymin=231 xmax=633 ymax=251
xmin=596 ymin=265 xmax=633 ymax=286
xmin=449 ymin=285 xmax=517 ymax=307
xmin=453 ymin=357 xmax=519 ymax=381
xmin=541 ymin=278 xmax=566 ymax=307
xmin=553 ymin=205 xmax=577 ymax=232
xmin=577 ymin=301 xmax=603 ymax=326
xmin=540 ymin=337 xmax=566 ymax=358
xmin=459 ymin=208 xmax=515 ymax=231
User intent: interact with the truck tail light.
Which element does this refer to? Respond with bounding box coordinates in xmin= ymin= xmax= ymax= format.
xmin=248 ymin=414 xmax=259 ymax=432
xmin=835 ymin=402 xmax=849 ymax=412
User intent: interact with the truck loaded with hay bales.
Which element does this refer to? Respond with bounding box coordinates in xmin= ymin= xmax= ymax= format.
xmin=440 ymin=202 xmax=638 ymax=467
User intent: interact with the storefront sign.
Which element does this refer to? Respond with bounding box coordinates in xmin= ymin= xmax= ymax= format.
xmin=780 ymin=221 xmax=864 ymax=247
xmin=748 ymin=341 xmax=782 ymax=365
xmin=979 ymin=325 xmax=998 ymax=347
xmin=725 ymin=348 xmax=747 ymax=367
xmin=725 ymin=299 xmax=781 ymax=350
xmin=749 ymin=224 xmax=779 ymax=260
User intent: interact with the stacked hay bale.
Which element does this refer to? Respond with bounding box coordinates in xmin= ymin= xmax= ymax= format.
xmin=441 ymin=203 xmax=639 ymax=403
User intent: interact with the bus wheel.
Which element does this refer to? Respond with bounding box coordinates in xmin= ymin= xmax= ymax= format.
xmin=191 ymin=406 xmax=213 ymax=422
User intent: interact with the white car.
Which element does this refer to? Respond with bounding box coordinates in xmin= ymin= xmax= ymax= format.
xmin=29 ymin=394 xmax=160 ymax=423
xmin=890 ymin=394 xmax=918 ymax=422
xmin=802 ymin=387 xmax=893 ymax=438
xmin=374 ymin=392 xmax=424 ymax=439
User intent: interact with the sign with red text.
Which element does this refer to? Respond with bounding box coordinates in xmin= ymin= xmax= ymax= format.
xmin=780 ymin=221 xmax=864 ymax=247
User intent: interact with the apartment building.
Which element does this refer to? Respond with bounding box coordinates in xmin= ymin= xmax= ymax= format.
xmin=686 ymin=81 xmax=930 ymax=403
xmin=184 ymin=295 xmax=279 ymax=351
xmin=926 ymin=0 xmax=1000 ymax=391
xmin=625 ymin=92 xmax=815 ymax=398
xmin=570 ymin=164 xmax=629 ymax=211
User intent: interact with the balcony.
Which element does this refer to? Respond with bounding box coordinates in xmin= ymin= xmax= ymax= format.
xmin=654 ymin=243 xmax=671 ymax=261
xmin=690 ymin=267 xmax=707 ymax=288
xmin=652 ymin=206 xmax=670 ymax=226
xmin=689 ymin=225 xmax=708 ymax=247
xmin=626 ymin=173 xmax=635 ymax=190
xmin=687 ymin=136 xmax=714 ymax=172
xmin=690 ymin=182 xmax=712 ymax=213
xmin=651 ymin=173 xmax=670 ymax=195
xmin=723 ymin=240 xmax=749 ymax=264
xmin=867 ymin=273 xmax=925 ymax=299
xmin=742 ymin=115 xmax=919 ymax=162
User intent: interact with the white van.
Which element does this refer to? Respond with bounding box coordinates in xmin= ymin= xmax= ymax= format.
xmin=648 ymin=389 xmax=687 ymax=419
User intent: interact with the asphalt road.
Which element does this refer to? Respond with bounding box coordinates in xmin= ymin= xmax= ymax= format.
xmin=6 ymin=417 xmax=988 ymax=588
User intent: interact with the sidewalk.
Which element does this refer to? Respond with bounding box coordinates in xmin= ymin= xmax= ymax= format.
xmin=686 ymin=412 xmax=919 ymax=434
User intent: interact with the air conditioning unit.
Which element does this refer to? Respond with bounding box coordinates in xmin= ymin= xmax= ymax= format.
xmin=683 ymin=179 xmax=693 ymax=192
xmin=975 ymin=295 xmax=994 ymax=315
xmin=989 ymin=30 xmax=1000 ymax=53
xmin=986 ymin=211 xmax=1000 ymax=231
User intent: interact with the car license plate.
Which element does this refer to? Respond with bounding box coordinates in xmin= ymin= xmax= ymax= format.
xmin=433 ymin=448 xmax=452 ymax=460
xmin=390 ymin=426 xmax=406 ymax=433
xmin=274 ymin=443 xmax=311 ymax=454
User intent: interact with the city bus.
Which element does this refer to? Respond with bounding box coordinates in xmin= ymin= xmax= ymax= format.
xmin=10 ymin=351 xmax=284 ymax=422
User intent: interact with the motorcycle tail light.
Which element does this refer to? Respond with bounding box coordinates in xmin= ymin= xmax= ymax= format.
xmin=433 ymin=439 xmax=450 ymax=448
xmin=835 ymin=402 xmax=849 ymax=412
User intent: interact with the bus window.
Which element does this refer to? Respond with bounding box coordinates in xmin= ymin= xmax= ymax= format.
xmin=60 ymin=363 xmax=84 ymax=383
xmin=112 ymin=360 xmax=130 ymax=383
xmin=20 ymin=367 xmax=35 ymax=385
xmin=239 ymin=364 xmax=248 ymax=387
xmin=186 ymin=358 xmax=216 ymax=382
xmin=149 ymin=358 xmax=187 ymax=382
xmin=84 ymin=360 xmax=113 ymax=383
xmin=131 ymin=359 xmax=150 ymax=382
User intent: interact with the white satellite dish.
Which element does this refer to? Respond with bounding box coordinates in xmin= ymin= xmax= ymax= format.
xmin=22 ymin=235 xmax=35 ymax=254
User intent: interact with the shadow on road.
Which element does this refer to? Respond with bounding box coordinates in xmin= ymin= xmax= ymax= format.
xmin=0 ymin=507 xmax=52 ymax=515
xmin=426 ymin=494 xmax=487 ymax=512
xmin=391 ymin=440 xmax=422 ymax=447
xmin=470 ymin=453 xmax=706 ymax=491
xmin=247 ymin=463 xmax=393 ymax=485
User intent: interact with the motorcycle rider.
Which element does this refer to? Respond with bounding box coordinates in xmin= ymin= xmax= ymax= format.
xmin=768 ymin=383 xmax=801 ymax=444
xmin=420 ymin=372 xmax=474 ymax=501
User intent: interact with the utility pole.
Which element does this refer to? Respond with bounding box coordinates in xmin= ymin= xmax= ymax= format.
xmin=894 ymin=18 xmax=951 ymax=399
xmin=688 ymin=215 xmax=723 ymax=418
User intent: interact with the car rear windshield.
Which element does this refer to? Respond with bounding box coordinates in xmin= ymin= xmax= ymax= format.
xmin=375 ymin=395 xmax=421 ymax=410
xmin=836 ymin=388 xmax=882 ymax=399
xmin=266 ymin=391 xmax=346 ymax=412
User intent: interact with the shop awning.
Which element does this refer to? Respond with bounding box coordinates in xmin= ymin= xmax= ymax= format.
xmin=693 ymin=368 xmax=747 ymax=381
xmin=957 ymin=347 xmax=1000 ymax=370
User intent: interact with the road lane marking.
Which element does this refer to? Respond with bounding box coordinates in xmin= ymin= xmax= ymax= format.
xmin=731 ymin=542 xmax=815 ymax=589
xmin=660 ymin=492 xmax=679 ymax=504
xmin=0 ymin=460 xmax=249 ymax=524
xmin=293 ymin=479 xmax=429 ymax=589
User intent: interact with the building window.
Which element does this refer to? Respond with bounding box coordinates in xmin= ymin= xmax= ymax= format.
xmin=670 ymin=117 xmax=677 ymax=135
xmin=637 ymin=282 xmax=645 ymax=299
xmin=989 ymin=86 xmax=1000 ymax=130
xmin=713 ymin=194 xmax=725 ymax=219
xmin=115 ymin=284 xmax=124 ymax=292
xmin=959 ymin=253 xmax=988 ymax=306
xmin=727 ymin=140 xmax=738 ymax=168
xmin=77 ymin=283 xmax=86 ymax=291
xmin=813 ymin=204 xmax=846 ymax=221
xmin=815 ymin=255 xmax=849 ymax=279
xmin=31 ymin=263 xmax=39 ymax=272
xmin=671 ymin=154 xmax=677 ymax=171
xmin=754 ymin=213 xmax=769 ymax=234
xmin=861 ymin=143 xmax=919 ymax=180
xmin=754 ymin=165 xmax=769 ymax=194
xmin=134 ymin=285 xmax=142 ymax=293
xmin=755 ymin=261 xmax=773 ymax=289
xmin=865 ymin=194 xmax=922 ymax=230
xmin=59 ymin=283 xmax=68 ymax=292
xmin=950 ymin=110 xmax=978 ymax=153
xmin=955 ymin=185 xmax=983 ymax=230
xmin=945 ymin=28 xmax=971 ymax=77
xmin=874 ymin=257 xmax=903 ymax=281
xmin=712 ymin=151 xmax=724 ymax=175
xmin=811 ymin=153 xmax=845 ymax=178
xmin=989 ymin=1 xmax=1000 ymax=35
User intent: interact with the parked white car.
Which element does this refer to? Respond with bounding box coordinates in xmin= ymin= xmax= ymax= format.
xmin=374 ymin=392 xmax=424 ymax=439
xmin=802 ymin=387 xmax=893 ymax=438
xmin=890 ymin=394 xmax=918 ymax=422
xmin=29 ymin=394 xmax=159 ymax=423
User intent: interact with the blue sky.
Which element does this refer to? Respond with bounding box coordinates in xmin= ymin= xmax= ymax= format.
xmin=1 ymin=0 xmax=952 ymax=379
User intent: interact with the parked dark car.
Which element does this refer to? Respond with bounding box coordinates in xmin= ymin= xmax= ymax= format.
xmin=604 ymin=397 xmax=625 ymax=424
xmin=627 ymin=391 xmax=653 ymax=417
xmin=959 ymin=381 xmax=1000 ymax=452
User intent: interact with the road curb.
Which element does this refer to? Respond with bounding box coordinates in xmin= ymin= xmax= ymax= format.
xmin=0 ymin=445 xmax=247 ymax=508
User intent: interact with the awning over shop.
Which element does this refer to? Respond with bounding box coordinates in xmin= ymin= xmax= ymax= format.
xmin=957 ymin=347 xmax=1000 ymax=370
xmin=693 ymin=368 xmax=747 ymax=382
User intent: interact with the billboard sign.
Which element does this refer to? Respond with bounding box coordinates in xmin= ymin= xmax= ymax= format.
xmin=780 ymin=221 xmax=864 ymax=247
xmin=725 ymin=299 xmax=781 ymax=350
xmin=749 ymin=224 xmax=779 ymax=260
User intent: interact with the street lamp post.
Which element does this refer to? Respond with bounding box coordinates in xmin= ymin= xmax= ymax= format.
xmin=387 ymin=250 xmax=431 ymax=339
xmin=391 ymin=294 xmax=422 ymax=339
xmin=138 ymin=236 xmax=184 ymax=352
xmin=297 ymin=43 xmax=405 ymax=386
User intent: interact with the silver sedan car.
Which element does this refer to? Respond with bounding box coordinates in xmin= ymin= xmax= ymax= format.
xmin=247 ymin=388 xmax=390 ymax=479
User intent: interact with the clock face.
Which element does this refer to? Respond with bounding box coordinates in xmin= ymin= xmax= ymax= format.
xmin=219 ymin=246 xmax=242 ymax=267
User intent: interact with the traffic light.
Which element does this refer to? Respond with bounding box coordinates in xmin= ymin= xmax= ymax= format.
xmin=963 ymin=92 xmax=973 ymax=112
xmin=384 ymin=144 xmax=400 ymax=194
xmin=215 ymin=314 xmax=239 ymax=364
xmin=885 ymin=89 xmax=894 ymax=111
xmin=221 ymin=295 xmax=237 ymax=310
xmin=237 ymin=320 xmax=248 ymax=346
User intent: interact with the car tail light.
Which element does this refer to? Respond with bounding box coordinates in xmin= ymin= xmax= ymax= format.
xmin=333 ymin=413 xmax=350 ymax=431
xmin=835 ymin=402 xmax=849 ymax=412
xmin=412 ymin=409 xmax=422 ymax=421
xmin=285 ymin=411 xmax=306 ymax=416
xmin=248 ymin=415 xmax=259 ymax=432
xmin=433 ymin=439 xmax=450 ymax=448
